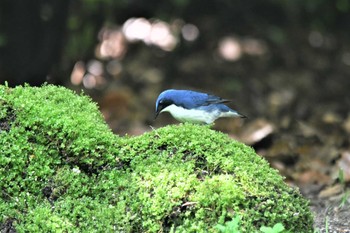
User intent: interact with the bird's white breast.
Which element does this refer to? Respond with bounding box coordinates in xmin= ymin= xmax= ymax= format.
xmin=161 ymin=104 xmax=218 ymax=124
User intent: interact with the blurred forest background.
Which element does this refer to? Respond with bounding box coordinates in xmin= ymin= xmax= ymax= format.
xmin=1 ymin=0 xmax=350 ymax=229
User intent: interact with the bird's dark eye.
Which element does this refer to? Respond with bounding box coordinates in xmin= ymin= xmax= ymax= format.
xmin=158 ymin=99 xmax=172 ymax=111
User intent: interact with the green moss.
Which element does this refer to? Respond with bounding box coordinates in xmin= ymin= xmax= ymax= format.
xmin=0 ymin=84 xmax=313 ymax=232
xmin=117 ymin=124 xmax=313 ymax=232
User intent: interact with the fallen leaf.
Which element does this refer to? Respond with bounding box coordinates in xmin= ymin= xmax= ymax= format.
xmin=239 ymin=118 xmax=274 ymax=145
xmin=318 ymin=184 xmax=343 ymax=198
xmin=338 ymin=151 xmax=350 ymax=182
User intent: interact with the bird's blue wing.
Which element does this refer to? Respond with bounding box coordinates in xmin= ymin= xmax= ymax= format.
xmin=173 ymin=90 xmax=231 ymax=109
xmin=205 ymin=94 xmax=231 ymax=105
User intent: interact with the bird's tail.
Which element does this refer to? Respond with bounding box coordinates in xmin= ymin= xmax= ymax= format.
xmin=237 ymin=112 xmax=247 ymax=118
xmin=222 ymin=110 xmax=247 ymax=118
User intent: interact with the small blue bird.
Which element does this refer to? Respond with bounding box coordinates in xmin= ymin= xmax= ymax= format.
xmin=155 ymin=89 xmax=246 ymax=124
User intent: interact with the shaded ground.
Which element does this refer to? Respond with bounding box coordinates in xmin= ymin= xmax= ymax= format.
xmin=303 ymin=184 xmax=350 ymax=233
xmin=237 ymin=115 xmax=350 ymax=232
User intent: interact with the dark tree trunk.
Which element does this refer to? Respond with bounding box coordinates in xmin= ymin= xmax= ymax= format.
xmin=0 ymin=0 xmax=70 ymax=86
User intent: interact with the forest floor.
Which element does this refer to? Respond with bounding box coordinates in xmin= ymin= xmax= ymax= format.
xmin=304 ymin=184 xmax=350 ymax=232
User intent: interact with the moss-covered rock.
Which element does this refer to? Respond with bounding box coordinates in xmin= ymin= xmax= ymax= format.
xmin=0 ymin=84 xmax=313 ymax=232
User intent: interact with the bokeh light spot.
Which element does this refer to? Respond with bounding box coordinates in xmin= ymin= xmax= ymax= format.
xmin=123 ymin=17 xmax=152 ymax=42
xmin=97 ymin=28 xmax=126 ymax=59
xmin=182 ymin=24 xmax=199 ymax=41
xmin=83 ymin=74 xmax=96 ymax=89
xmin=70 ymin=61 xmax=86 ymax=85
xmin=149 ymin=21 xmax=177 ymax=51
xmin=309 ymin=31 xmax=323 ymax=48
xmin=122 ymin=17 xmax=178 ymax=51
xmin=242 ymin=38 xmax=267 ymax=56
xmin=106 ymin=60 xmax=123 ymax=76
xmin=87 ymin=60 xmax=103 ymax=76
xmin=218 ymin=37 xmax=242 ymax=61
xmin=342 ymin=52 xmax=350 ymax=66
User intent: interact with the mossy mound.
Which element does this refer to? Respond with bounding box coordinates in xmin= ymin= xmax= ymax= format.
xmin=0 ymin=84 xmax=313 ymax=232
xmin=118 ymin=125 xmax=313 ymax=232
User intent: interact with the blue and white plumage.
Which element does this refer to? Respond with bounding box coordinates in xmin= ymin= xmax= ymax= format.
xmin=155 ymin=89 xmax=246 ymax=124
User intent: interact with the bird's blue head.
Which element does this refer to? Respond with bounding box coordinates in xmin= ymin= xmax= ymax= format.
xmin=155 ymin=89 xmax=177 ymax=119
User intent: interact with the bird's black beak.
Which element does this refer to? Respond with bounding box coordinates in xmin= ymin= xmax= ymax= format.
xmin=154 ymin=109 xmax=160 ymax=120
xmin=155 ymin=100 xmax=168 ymax=120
